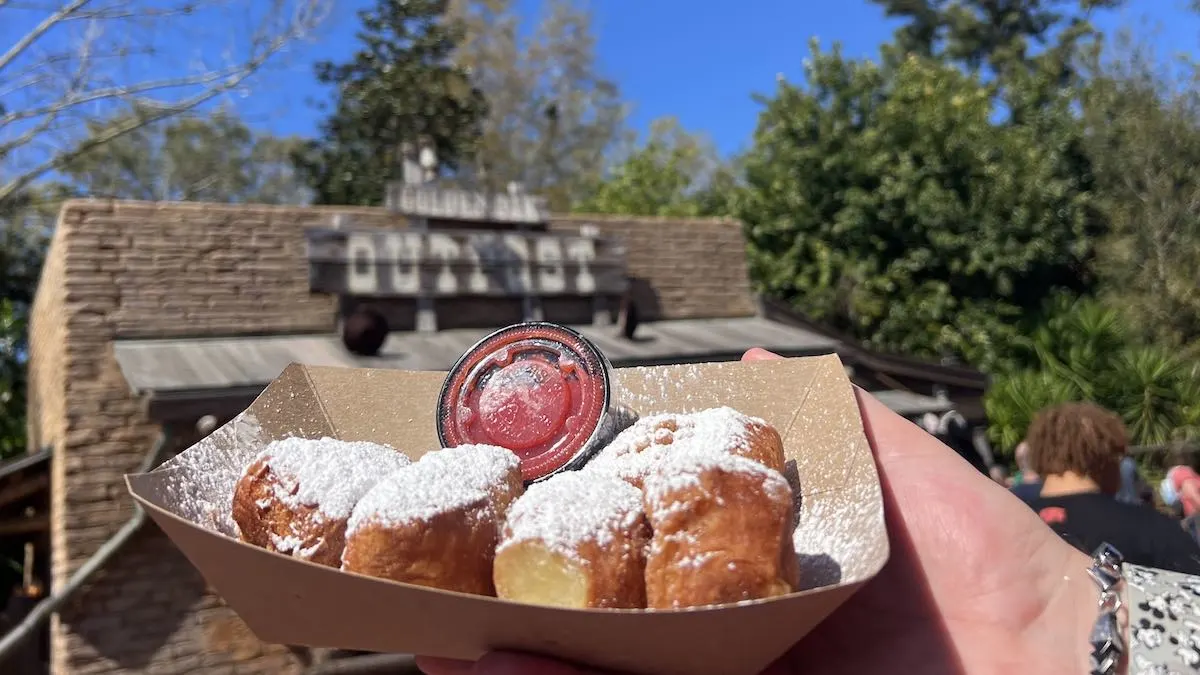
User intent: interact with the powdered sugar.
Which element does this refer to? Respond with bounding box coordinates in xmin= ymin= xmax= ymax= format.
xmin=417 ymin=444 xmax=520 ymax=494
xmin=154 ymin=411 xmax=268 ymax=537
xmin=643 ymin=450 xmax=790 ymax=511
xmin=791 ymin=476 xmax=883 ymax=589
xmin=586 ymin=407 xmax=770 ymax=486
xmin=611 ymin=363 xmax=714 ymax=414
xmin=499 ymin=471 xmax=644 ymax=562
xmin=254 ymin=437 xmax=411 ymax=520
xmin=346 ymin=458 xmax=490 ymax=535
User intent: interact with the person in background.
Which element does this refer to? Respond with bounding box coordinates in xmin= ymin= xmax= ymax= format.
xmin=1024 ymin=402 xmax=1200 ymax=573
xmin=1114 ymin=454 xmax=1149 ymax=506
xmin=988 ymin=463 xmax=1009 ymax=486
xmin=1162 ymin=447 xmax=1200 ymax=517
xmin=1161 ymin=446 xmax=1200 ymax=544
xmin=918 ymin=409 xmax=992 ymax=476
xmin=1009 ymin=441 xmax=1043 ymax=502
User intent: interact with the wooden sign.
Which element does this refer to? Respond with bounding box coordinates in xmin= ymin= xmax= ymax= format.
xmin=306 ymin=228 xmax=628 ymax=298
xmin=385 ymin=183 xmax=549 ymax=224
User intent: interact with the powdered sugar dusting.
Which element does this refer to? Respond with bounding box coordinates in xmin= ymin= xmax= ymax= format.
xmin=643 ymin=450 xmax=790 ymax=510
xmin=255 ymin=437 xmax=411 ymax=519
xmin=499 ymin=471 xmax=643 ymax=563
xmin=611 ymin=363 xmax=715 ymax=414
xmin=153 ymin=412 xmax=267 ymax=536
xmin=792 ymin=477 xmax=883 ymax=588
xmin=346 ymin=458 xmax=489 ymax=535
xmin=781 ymin=385 xmax=888 ymax=588
xmin=417 ymin=444 xmax=520 ymax=493
xmin=586 ymin=407 xmax=769 ymax=485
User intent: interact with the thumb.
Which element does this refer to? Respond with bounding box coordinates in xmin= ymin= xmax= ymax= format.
xmin=742 ymin=347 xmax=783 ymax=362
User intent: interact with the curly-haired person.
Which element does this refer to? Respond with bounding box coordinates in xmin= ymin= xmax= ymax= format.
xmin=1024 ymin=401 xmax=1200 ymax=574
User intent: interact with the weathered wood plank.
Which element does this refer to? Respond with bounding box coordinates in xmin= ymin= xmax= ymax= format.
xmin=0 ymin=514 xmax=49 ymax=535
xmin=0 ymin=474 xmax=49 ymax=509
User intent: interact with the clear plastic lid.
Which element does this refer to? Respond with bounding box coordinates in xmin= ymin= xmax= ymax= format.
xmin=436 ymin=323 xmax=612 ymax=482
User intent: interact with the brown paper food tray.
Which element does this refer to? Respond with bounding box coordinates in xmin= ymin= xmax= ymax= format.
xmin=126 ymin=355 xmax=888 ymax=675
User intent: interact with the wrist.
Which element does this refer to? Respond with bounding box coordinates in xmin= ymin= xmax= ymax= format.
xmin=1057 ymin=546 xmax=1129 ymax=675
xmin=1063 ymin=549 xmax=1107 ymax=674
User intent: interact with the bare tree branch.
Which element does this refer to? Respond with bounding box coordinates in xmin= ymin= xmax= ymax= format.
xmin=0 ymin=0 xmax=91 ymax=75
xmin=0 ymin=0 xmax=330 ymax=203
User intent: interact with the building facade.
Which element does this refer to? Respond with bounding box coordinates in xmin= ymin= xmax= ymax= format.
xmin=15 ymin=187 xmax=984 ymax=674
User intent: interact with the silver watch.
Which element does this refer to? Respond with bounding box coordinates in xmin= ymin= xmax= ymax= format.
xmin=1089 ymin=543 xmax=1127 ymax=675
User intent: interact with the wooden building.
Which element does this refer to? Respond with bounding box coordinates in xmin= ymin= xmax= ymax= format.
xmin=10 ymin=177 xmax=987 ymax=674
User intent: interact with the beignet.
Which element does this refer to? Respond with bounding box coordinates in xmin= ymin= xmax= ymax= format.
xmin=495 ymin=471 xmax=648 ymax=609
xmin=642 ymin=450 xmax=799 ymax=609
xmin=416 ymin=443 xmax=524 ymax=518
xmin=341 ymin=446 xmax=521 ymax=595
xmin=585 ymin=407 xmax=785 ymax=489
xmin=231 ymin=437 xmax=410 ymax=567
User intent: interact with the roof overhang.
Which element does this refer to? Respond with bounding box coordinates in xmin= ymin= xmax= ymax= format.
xmin=111 ymin=317 xmax=951 ymax=423
xmin=0 ymin=447 xmax=52 ymax=482
xmin=756 ymin=296 xmax=989 ymax=390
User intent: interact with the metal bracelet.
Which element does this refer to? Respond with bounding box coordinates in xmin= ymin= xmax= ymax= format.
xmin=1089 ymin=543 xmax=1127 ymax=675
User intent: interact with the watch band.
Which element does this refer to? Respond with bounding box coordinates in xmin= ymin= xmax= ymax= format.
xmin=1089 ymin=543 xmax=1127 ymax=675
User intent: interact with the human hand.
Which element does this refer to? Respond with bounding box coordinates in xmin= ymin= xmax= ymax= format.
xmin=416 ymin=349 xmax=1096 ymax=675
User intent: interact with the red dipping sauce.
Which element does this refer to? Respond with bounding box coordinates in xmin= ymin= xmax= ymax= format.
xmin=436 ymin=322 xmax=618 ymax=482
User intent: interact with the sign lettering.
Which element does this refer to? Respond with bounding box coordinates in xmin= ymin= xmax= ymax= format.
xmin=536 ymin=237 xmax=566 ymax=294
xmin=565 ymin=238 xmax=596 ymax=294
xmin=347 ymin=236 xmax=377 ymax=294
xmin=387 ymin=184 xmax=549 ymax=224
xmin=307 ymin=227 xmax=627 ymax=298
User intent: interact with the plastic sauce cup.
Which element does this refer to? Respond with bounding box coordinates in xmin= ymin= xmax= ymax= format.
xmin=436 ymin=322 xmax=636 ymax=483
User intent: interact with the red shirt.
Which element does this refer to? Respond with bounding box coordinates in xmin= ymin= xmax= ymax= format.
xmin=1167 ymin=465 xmax=1200 ymax=517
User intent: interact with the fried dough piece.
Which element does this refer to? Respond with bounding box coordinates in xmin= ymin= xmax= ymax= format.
xmin=416 ymin=443 xmax=524 ymax=518
xmin=586 ymin=407 xmax=786 ymax=489
xmin=231 ymin=437 xmax=411 ymax=567
xmin=642 ymin=451 xmax=799 ymax=609
xmin=494 ymin=471 xmax=648 ymax=609
xmin=341 ymin=446 xmax=522 ymax=595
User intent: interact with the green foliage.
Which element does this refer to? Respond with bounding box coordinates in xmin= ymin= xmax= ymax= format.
xmin=63 ymin=107 xmax=310 ymax=204
xmin=0 ymin=189 xmax=57 ymax=461
xmin=984 ymin=370 xmax=1081 ymax=453
xmin=1080 ymin=33 xmax=1200 ymax=348
xmin=871 ymin=0 xmax=1122 ymax=81
xmin=985 ymin=298 xmax=1200 ymax=454
xmin=738 ymin=42 xmax=1099 ymax=372
xmin=574 ymin=117 xmax=736 ymax=218
xmin=0 ymin=299 xmax=27 ymax=460
xmin=295 ymin=0 xmax=487 ymax=206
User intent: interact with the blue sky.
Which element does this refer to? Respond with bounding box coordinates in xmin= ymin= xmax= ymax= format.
xmin=5 ymin=0 xmax=1200 ymax=165
xmin=237 ymin=0 xmax=1200 ymax=158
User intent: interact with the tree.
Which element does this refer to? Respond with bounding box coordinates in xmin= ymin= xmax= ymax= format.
xmin=984 ymin=298 xmax=1200 ymax=454
xmin=0 ymin=298 xmax=28 ymax=460
xmin=870 ymin=0 xmax=1124 ymax=171
xmin=574 ymin=116 xmax=736 ymax=218
xmin=295 ymin=0 xmax=487 ymax=206
xmin=739 ymin=42 xmax=1100 ymax=372
xmin=63 ymin=107 xmax=311 ymax=204
xmin=871 ymin=0 xmax=1122 ymax=78
xmin=0 ymin=106 xmax=304 ymax=460
xmin=448 ymin=0 xmax=626 ymax=210
xmin=0 ymin=187 xmax=61 ymax=460
xmin=0 ymin=0 xmax=329 ymax=207
xmin=1080 ymin=33 xmax=1200 ymax=348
